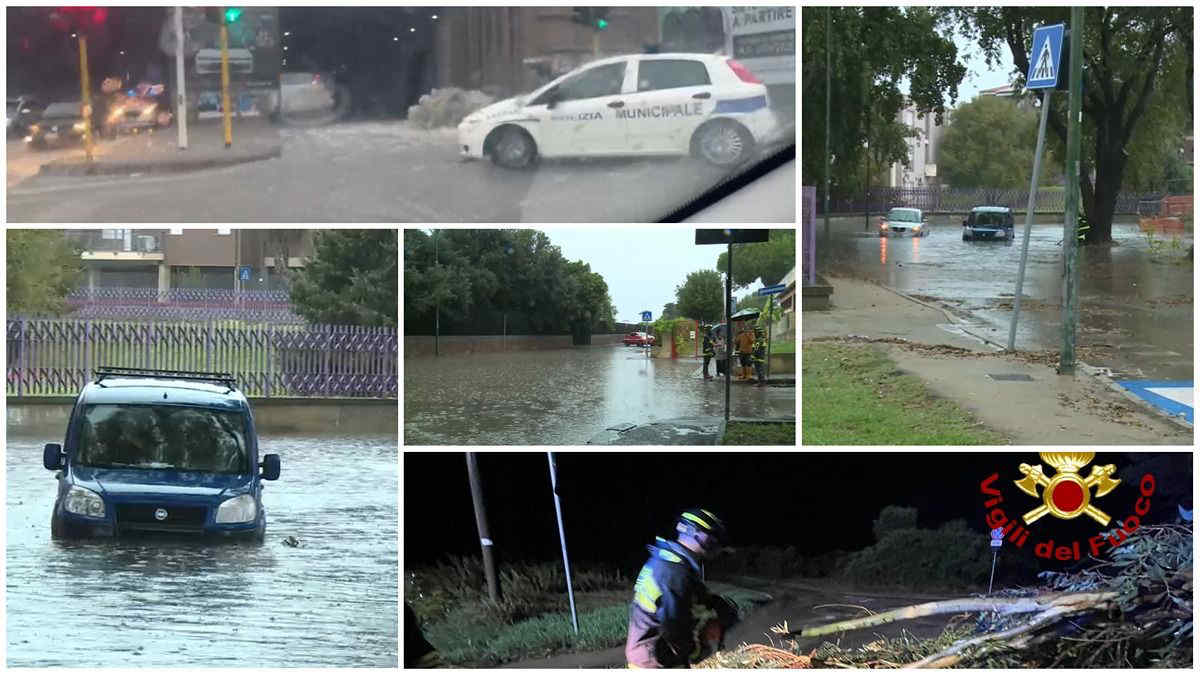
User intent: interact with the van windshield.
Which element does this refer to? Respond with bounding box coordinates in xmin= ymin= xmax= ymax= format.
xmin=77 ymin=404 xmax=249 ymax=474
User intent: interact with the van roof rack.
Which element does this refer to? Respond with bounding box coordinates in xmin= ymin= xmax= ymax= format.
xmin=94 ymin=367 xmax=237 ymax=389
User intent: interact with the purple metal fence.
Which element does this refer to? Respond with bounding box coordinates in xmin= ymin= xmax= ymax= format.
xmin=66 ymin=287 xmax=303 ymax=323
xmin=7 ymin=318 xmax=397 ymax=399
xmin=802 ymin=185 xmax=816 ymax=285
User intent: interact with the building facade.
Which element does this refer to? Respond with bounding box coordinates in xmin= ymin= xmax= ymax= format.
xmin=885 ymin=103 xmax=944 ymax=189
xmin=66 ymin=228 xmax=314 ymax=294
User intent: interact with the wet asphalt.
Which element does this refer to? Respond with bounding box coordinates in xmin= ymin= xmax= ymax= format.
xmin=404 ymin=345 xmax=796 ymax=445
xmin=6 ymin=432 xmax=398 ymax=667
xmin=817 ymin=217 xmax=1193 ymax=380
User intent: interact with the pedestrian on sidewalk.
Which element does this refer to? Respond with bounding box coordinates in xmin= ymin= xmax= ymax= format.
xmin=735 ymin=323 xmax=755 ymax=381
xmin=752 ymin=327 xmax=768 ymax=387
xmin=714 ymin=327 xmax=728 ymax=378
xmin=701 ymin=325 xmax=715 ymax=380
xmin=626 ymin=509 xmax=736 ymax=669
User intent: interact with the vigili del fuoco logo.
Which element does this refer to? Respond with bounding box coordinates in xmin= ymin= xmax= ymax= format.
xmin=980 ymin=452 xmax=1156 ymax=562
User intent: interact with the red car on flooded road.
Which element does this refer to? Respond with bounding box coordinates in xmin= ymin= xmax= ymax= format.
xmin=623 ymin=332 xmax=656 ymax=346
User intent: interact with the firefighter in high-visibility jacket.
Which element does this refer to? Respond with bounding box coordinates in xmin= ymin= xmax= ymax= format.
xmin=752 ymin=327 xmax=768 ymax=387
xmin=625 ymin=509 xmax=736 ymax=668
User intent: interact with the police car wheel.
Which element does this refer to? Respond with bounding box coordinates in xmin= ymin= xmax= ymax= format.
xmin=695 ymin=121 xmax=753 ymax=168
xmin=490 ymin=127 xmax=536 ymax=169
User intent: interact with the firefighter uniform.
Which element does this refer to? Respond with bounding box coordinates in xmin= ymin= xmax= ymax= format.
xmin=752 ymin=331 xmax=767 ymax=385
xmin=701 ymin=328 xmax=715 ymax=379
xmin=626 ymin=537 xmax=730 ymax=668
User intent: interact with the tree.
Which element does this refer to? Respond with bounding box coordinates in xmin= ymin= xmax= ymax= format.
xmin=674 ymin=269 xmax=724 ymax=324
xmin=660 ymin=302 xmax=681 ymax=320
xmin=939 ymin=96 xmax=1041 ymax=189
xmin=6 ymin=230 xmax=84 ymax=315
xmin=289 ymin=229 xmax=397 ymax=326
xmin=716 ymin=229 xmax=796 ymax=289
xmin=943 ymin=7 xmax=1192 ymax=243
xmin=803 ymin=7 xmax=966 ymax=201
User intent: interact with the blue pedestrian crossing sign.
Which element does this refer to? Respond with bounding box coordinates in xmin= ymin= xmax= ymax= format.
xmin=641 ymin=311 xmax=652 ymax=322
xmin=1027 ymin=23 xmax=1065 ymax=89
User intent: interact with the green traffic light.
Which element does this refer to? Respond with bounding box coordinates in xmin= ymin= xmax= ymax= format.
xmin=595 ymin=18 xmax=608 ymax=30
xmin=224 ymin=7 xmax=243 ymax=23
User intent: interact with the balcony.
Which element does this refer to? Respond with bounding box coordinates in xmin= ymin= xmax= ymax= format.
xmin=67 ymin=229 xmax=165 ymax=262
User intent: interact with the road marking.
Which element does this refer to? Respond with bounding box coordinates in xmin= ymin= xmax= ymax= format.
xmin=1115 ymin=380 xmax=1193 ymax=424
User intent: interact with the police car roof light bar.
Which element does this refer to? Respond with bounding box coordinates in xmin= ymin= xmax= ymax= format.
xmin=94 ymin=366 xmax=237 ymax=388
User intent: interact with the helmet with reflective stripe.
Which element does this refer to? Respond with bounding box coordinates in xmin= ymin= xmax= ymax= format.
xmin=676 ymin=508 xmax=727 ymax=546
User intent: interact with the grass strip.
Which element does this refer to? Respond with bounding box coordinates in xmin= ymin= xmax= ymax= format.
xmin=802 ymin=342 xmax=1004 ymax=445
xmin=722 ymin=422 xmax=796 ymax=445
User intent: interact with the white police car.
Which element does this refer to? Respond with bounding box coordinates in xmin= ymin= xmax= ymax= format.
xmin=457 ymin=53 xmax=779 ymax=169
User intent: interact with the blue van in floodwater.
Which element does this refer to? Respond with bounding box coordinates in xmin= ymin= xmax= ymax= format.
xmin=43 ymin=367 xmax=280 ymax=542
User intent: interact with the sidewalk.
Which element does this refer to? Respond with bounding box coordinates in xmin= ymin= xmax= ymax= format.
xmin=38 ymin=118 xmax=281 ymax=177
xmin=804 ymin=276 xmax=1193 ymax=444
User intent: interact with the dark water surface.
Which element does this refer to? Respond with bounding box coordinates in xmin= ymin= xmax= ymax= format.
xmin=6 ymin=433 xmax=398 ymax=667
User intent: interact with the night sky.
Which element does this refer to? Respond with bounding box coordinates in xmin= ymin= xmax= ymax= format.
xmin=404 ymin=452 xmax=1192 ymax=571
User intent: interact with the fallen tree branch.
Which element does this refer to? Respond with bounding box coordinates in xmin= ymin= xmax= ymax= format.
xmin=908 ymin=604 xmax=1080 ymax=668
xmin=776 ymin=591 xmax=1119 ymax=639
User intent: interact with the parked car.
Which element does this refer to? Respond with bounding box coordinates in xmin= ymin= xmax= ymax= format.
xmin=458 ymin=52 xmax=779 ymax=169
xmin=27 ymin=101 xmax=87 ymax=149
xmin=7 ymin=95 xmax=44 ymax=138
xmin=623 ymin=332 xmax=656 ymax=346
xmin=43 ymin=367 xmax=280 ymax=542
xmin=879 ymin=207 xmax=928 ymax=237
xmin=103 ymin=83 xmax=172 ymax=135
xmin=962 ymin=206 xmax=1015 ymax=241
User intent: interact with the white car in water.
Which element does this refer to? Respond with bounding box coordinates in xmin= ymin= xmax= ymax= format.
xmin=457 ymin=53 xmax=780 ymax=169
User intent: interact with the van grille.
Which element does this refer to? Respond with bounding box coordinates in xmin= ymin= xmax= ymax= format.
xmin=115 ymin=504 xmax=207 ymax=531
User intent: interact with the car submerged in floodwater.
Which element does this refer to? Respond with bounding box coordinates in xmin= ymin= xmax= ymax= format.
xmin=878 ymin=207 xmax=929 ymax=237
xmin=43 ymin=367 xmax=280 ymax=542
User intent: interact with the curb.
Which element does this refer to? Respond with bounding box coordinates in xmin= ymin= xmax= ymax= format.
xmin=867 ymin=278 xmax=1193 ymax=432
xmin=38 ymin=145 xmax=282 ymax=177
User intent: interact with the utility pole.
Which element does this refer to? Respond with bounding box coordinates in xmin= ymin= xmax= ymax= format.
xmin=174 ymin=7 xmax=188 ymax=150
xmin=439 ymin=229 xmax=444 ymax=357
xmin=465 ymin=453 xmax=501 ymax=603
xmin=77 ymin=34 xmax=95 ymax=161
xmin=824 ymin=7 xmax=832 ymax=239
xmin=1060 ymin=7 xmax=1084 ymax=374
xmin=220 ymin=10 xmax=233 ymax=148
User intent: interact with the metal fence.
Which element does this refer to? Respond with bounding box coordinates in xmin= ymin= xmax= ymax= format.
xmin=65 ymin=287 xmax=303 ymax=323
xmin=818 ymin=187 xmax=1157 ymax=216
xmin=7 ymin=318 xmax=397 ymax=398
xmin=802 ymin=185 xmax=816 ymax=285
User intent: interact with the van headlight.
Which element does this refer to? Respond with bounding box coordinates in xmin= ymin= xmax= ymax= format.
xmin=64 ymin=486 xmax=106 ymax=518
xmin=215 ymin=494 xmax=257 ymax=523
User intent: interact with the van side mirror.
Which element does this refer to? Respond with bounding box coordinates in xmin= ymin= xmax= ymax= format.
xmin=43 ymin=443 xmax=63 ymax=471
xmin=260 ymin=453 xmax=281 ymax=481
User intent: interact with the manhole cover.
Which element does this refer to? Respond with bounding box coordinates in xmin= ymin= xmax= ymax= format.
xmin=988 ymin=373 xmax=1035 ymax=382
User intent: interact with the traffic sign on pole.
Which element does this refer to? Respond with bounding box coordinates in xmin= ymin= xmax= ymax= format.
xmin=1027 ymin=24 xmax=1065 ymax=90
xmin=641 ymin=311 xmax=652 ymax=322
xmin=757 ymin=284 xmax=786 ymax=296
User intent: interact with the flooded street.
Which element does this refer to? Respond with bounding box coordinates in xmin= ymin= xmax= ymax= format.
xmin=404 ymin=345 xmax=795 ymax=444
xmin=6 ymin=432 xmax=398 ymax=667
xmin=819 ymin=219 xmax=1193 ymax=379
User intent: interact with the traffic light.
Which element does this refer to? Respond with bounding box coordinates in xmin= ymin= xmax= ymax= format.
xmin=205 ymin=7 xmax=244 ymax=24
xmin=49 ymin=6 xmax=108 ymax=32
xmin=571 ymin=7 xmax=609 ymax=31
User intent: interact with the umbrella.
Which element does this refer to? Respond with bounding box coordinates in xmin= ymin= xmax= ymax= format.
xmin=730 ymin=307 xmax=760 ymax=320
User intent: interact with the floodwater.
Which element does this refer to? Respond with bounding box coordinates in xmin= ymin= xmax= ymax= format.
xmin=6 ymin=433 xmax=398 ymax=667
xmin=404 ymin=346 xmax=795 ymax=444
xmin=820 ymin=220 xmax=1193 ymax=379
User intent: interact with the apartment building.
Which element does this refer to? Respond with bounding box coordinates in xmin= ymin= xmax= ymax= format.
xmin=66 ymin=229 xmax=313 ymax=293
xmin=885 ymin=103 xmax=944 ymax=189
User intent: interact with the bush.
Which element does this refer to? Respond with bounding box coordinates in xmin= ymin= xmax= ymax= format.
xmin=842 ymin=522 xmax=993 ymax=590
xmin=872 ymin=505 xmax=918 ymax=542
xmin=407 ymin=87 xmax=496 ymax=129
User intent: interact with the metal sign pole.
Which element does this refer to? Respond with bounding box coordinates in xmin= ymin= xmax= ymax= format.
xmin=1008 ymin=89 xmax=1052 ymax=351
xmin=987 ymin=549 xmax=998 ymax=595
xmin=1060 ymin=7 xmax=1084 ymax=375
xmin=724 ymin=242 xmax=732 ymax=421
xmin=466 ymin=452 xmax=501 ymax=603
xmin=547 ymin=452 xmax=579 ymax=634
